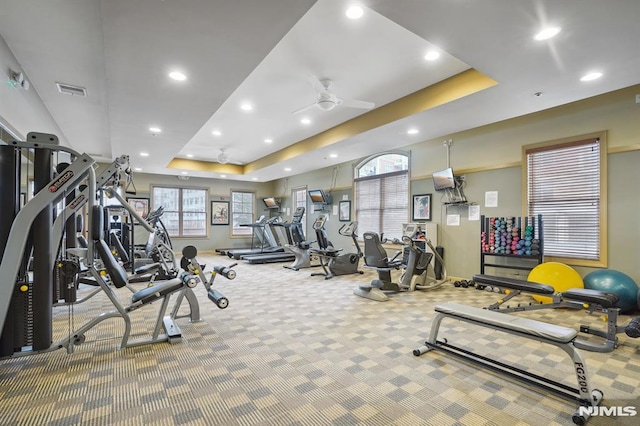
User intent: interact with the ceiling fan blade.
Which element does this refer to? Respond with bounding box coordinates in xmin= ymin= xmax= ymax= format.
xmin=292 ymin=102 xmax=317 ymax=114
xmin=341 ymin=99 xmax=375 ymax=109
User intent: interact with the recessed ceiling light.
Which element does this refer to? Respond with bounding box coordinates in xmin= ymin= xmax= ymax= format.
xmin=580 ymin=71 xmax=603 ymax=82
xmin=407 ymin=128 xmax=419 ymax=135
xmin=300 ymin=118 xmax=311 ymax=125
xmin=212 ymin=130 xmax=222 ymax=136
xmin=149 ymin=127 xmax=162 ymax=133
xmin=240 ymin=103 xmax=253 ymax=111
xmin=169 ymin=71 xmax=187 ymax=81
xmin=329 ymin=153 xmax=338 ymax=158
xmin=424 ymin=51 xmax=440 ymax=61
xmin=264 ymin=138 xmax=273 ymax=143
xmin=186 ymin=154 xmax=194 ymax=158
xmin=534 ymin=27 xmax=561 ymax=41
xmin=252 ymin=177 xmax=258 ymax=181
xmin=346 ymin=5 xmax=364 ymax=19
xmin=134 ymin=167 xmax=142 ymax=172
xmin=181 ymin=171 xmax=188 ymax=175
xmin=284 ymin=167 xmax=292 ymax=172
xmin=220 ymin=174 xmax=227 ymax=178
xmin=140 ymin=152 xmax=149 ymax=157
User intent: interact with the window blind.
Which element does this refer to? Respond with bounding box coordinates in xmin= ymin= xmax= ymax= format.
xmin=526 ymin=139 xmax=600 ymax=260
xmin=355 ymin=170 xmax=408 ymax=240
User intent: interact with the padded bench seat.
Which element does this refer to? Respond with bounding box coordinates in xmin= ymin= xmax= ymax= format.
xmin=131 ymin=278 xmax=184 ymax=305
xmin=473 ymin=274 xmax=555 ymax=294
xmin=135 ymin=262 xmax=160 ymax=275
xmin=435 ymin=302 xmax=578 ymax=343
xmin=416 ymin=301 xmax=603 ymax=424
xmin=561 ymin=289 xmax=619 ymax=309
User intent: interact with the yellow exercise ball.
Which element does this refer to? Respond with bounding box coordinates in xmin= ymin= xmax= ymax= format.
xmin=527 ymin=262 xmax=584 ymax=303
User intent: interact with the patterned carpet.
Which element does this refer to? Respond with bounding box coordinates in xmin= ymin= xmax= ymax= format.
xmin=1 ymin=252 xmax=639 ymax=425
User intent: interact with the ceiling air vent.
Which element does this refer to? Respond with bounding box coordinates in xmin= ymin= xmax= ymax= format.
xmin=56 ymin=82 xmax=87 ymax=97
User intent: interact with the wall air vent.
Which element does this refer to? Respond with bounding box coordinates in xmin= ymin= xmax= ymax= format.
xmin=56 ymin=82 xmax=87 ymax=97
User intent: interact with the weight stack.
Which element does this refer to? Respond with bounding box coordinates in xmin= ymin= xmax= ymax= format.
xmin=434 ymin=246 xmax=444 ymax=280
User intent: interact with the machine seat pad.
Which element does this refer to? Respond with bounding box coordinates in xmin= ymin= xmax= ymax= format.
xmin=131 ymin=278 xmax=184 ymax=304
xmin=135 ymin=262 xmax=160 ymax=275
xmin=561 ymin=288 xmax=619 ymax=309
xmin=310 ymin=247 xmax=343 ymax=257
xmin=435 ymin=302 xmax=578 ymax=344
xmin=473 ymin=274 xmax=555 ymax=294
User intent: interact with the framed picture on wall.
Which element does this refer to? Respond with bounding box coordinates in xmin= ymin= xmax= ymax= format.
xmin=126 ymin=197 xmax=149 ymax=221
xmin=211 ymin=201 xmax=229 ymax=225
xmin=338 ymin=200 xmax=351 ymax=222
xmin=412 ymin=194 xmax=432 ymax=221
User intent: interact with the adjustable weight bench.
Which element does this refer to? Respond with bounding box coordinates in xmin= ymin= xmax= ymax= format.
xmin=414 ymin=302 xmax=603 ymax=425
xmin=473 ymin=274 xmax=625 ymax=352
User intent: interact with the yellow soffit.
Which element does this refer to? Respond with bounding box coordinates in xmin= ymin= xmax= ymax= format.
xmin=168 ymin=68 xmax=497 ymax=175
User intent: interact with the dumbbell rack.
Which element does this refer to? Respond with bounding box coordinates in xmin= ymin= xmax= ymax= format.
xmin=480 ymin=215 xmax=543 ymax=277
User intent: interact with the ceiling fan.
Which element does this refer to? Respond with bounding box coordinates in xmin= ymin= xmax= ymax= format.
xmin=293 ymin=78 xmax=375 ymax=114
xmin=216 ymin=148 xmax=244 ymax=165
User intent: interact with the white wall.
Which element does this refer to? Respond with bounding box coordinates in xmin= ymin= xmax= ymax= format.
xmin=0 ymin=34 xmax=66 ymax=143
xmin=274 ymin=85 xmax=640 ymax=282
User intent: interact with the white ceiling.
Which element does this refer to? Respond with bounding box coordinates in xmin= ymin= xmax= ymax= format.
xmin=1 ymin=0 xmax=639 ymax=182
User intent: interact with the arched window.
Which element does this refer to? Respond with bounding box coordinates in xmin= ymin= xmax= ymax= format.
xmin=354 ymin=152 xmax=409 ymax=240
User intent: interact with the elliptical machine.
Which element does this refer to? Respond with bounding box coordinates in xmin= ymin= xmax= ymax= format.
xmin=310 ymin=217 xmax=363 ymax=279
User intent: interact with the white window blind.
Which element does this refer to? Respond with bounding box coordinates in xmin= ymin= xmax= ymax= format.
xmin=526 ymin=138 xmax=600 ymax=260
xmin=355 ymin=170 xmax=408 ymax=240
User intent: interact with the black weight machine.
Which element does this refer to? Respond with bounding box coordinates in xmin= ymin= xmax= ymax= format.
xmin=0 ymin=133 xmax=231 ymax=357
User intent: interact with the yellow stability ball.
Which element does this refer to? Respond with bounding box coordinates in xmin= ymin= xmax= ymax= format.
xmin=527 ymin=262 xmax=584 ymax=303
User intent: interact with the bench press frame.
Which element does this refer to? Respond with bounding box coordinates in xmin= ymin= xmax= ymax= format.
xmin=414 ymin=302 xmax=603 ymax=425
xmin=474 ymin=274 xmax=624 ymax=353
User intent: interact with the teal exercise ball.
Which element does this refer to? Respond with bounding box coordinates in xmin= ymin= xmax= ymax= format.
xmin=583 ymin=269 xmax=638 ymax=314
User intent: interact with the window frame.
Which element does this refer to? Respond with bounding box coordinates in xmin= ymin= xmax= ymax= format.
xmin=231 ymin=190 xmax=256 ymax=237
xmin=292 ymin=186 xmax=308 ymax=237
xmin=353 ymin=151 xmax=410 ymax=241
xmin=522 ymin=131 xmax=607 ymax=267
xmin=151 ymin=185 xmax=209 ymax=239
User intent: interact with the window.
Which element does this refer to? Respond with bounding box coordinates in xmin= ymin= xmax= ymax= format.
xmin=152 ymin=186 xmax=208 ymax=237
xmin=231 ymin=191 xmax=255 ymax=236
xmin=292 ymin=186 xmax=307 ymax=236
xmin=524 ymin=133 xmax=606 ymax=266
xmin=354 ymin=152 xmax=409 ymax=240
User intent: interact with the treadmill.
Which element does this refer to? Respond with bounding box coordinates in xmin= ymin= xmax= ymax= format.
xmin=216 ymin=215 xmax=267 ymax=255
xmin=243 ymin=207 xmax=305 ymax=264
xmin=227 ymin=216 xmax=284 ymax=260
